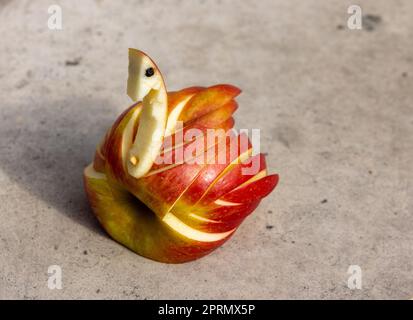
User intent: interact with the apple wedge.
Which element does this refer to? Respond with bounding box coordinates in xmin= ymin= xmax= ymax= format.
xmin=165 ymin=87 xmax=204 ymax=135
xmin=179 ymin=84 xmax=241 ymax=123
xmin=126 ymin=49 xmax=168 ymax=179
xmin=181 ymin=100 xmax=238 ymax=129
xmin=219 ymin=174 xmax=279 ymax=203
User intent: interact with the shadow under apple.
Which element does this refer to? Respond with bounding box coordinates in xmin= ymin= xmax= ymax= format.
xmin=0 ymin=96 xmax=120 ymax=235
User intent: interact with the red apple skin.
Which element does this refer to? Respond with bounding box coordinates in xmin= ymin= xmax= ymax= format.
xmin=93 ymin=147 xmax=106 ymax=173
xmin=220 ymin=174 xmax=280 ymax=203
xmin=200 ymin=200 xmax=261 ymax=222
xmin=167 ymin=86 xmax=204 ymax=114
xmin=179 ymin=85 xmax=241 ymax=123
xmin=84 ymin=84 xmax=279 ymax=263
xmin=196 ymin=153 xmax=267 ymax=207
xmin=172 ymin=200 xmax=261 ymax=233
xmin=171 ymin=133 xmax=252 ymax=209
xmin=154 ymin=117 xmax=236 ymax=172
xmin=160 ymin=113 xmax=235 ymax=153
xmin=182 ymin=100 xmax=238 ymax=129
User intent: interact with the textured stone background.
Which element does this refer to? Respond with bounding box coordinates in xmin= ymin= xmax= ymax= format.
xmin=0 ymin=0 xmax=412 ymax=299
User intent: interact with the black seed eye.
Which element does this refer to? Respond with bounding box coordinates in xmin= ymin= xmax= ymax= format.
xmin=145 ymin=67 xmax=155 ymax=77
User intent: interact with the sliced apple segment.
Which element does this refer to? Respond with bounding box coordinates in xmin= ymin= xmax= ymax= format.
xmin=159 ymin=117 xmax=235 ymax=158
xmin=167 ymin=87 xmax=204 ymax=112
xmin=126 ymin=49 xmax=168 ymax=179
xmin=175 ymin=210 xmax=244 ymax=233
xmin=219 ymin=174 xmax=279 ymax=203
xmin=198 ymin=154 xmax=267 ymax=206
xmin=168 ymin=132 xmax=246 ymax=210
xmin=93 ymin=147 xmax=106 ymax=173
xmin=182 ymin=100 xmax=238 ymax=129
xmin=162 ymin=212 xmax=235 ymax=242
xmin=191 ymin=135 xmax=253 ymax=207
xmin=232 ymin=168 xmax=268 ymax=191
xmin=179 ymin=84 xmax=241 ymax=123
xmin=147 ymin=122 xmax=233 ymax=176
xmin=165 ymin=87 xmax=204 ymax=135
xmin=199 ymin=200 xmax=260 ymax=222
xmin=105 ymin=104 xmax=144 ymax=184
xmin=172 ymin=200 xmax=259 ymax=233
xmin=127 ymin=89 xmax=167 ymax=179
xmin=165 ymin=95 xmax=193 ymax=136
xmin=121 ymin=105 xmax=141 ymax=168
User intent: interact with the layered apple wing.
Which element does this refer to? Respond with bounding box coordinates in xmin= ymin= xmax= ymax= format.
xmin=84 ymin=56 xmax=278 ymax=263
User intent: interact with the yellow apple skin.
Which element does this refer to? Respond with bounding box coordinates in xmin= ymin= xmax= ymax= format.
xmin=84 ymin=85 xmax=279 ymax=263
xmin=84 ymin=166 xmax=232 ymax=263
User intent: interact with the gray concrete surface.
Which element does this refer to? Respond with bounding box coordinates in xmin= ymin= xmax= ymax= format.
xmin=0 ymin=0 xmax=412 ymax=299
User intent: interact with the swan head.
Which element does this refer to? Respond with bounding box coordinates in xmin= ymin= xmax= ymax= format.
xmin=127 ymin=48 xmax=165 ymax=102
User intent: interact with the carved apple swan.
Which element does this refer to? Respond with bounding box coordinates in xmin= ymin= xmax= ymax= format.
xmin=83 ymin=49 xmax=279 ymax=263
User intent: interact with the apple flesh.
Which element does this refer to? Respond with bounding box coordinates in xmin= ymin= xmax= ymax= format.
xmin=126 ymin=49 xmax=168 ymax=179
